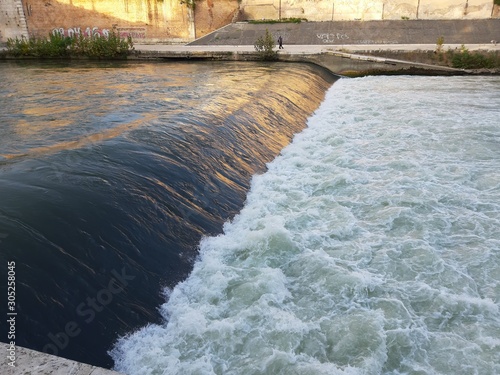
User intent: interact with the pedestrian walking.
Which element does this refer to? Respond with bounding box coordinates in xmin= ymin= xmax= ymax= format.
xmin=278 ymin=35 xmax=284 ymax=49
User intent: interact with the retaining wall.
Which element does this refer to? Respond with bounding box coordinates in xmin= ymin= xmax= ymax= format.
xmin=1 ymin=0 xmax=498 ymax=44
xmin=238 ymin=0 xmax=496 ymax=22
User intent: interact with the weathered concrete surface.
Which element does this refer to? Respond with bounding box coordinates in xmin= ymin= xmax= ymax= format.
xmin=238 ymin=0 xmax=495 ymax=22
xmin=194 ymin=0 xmax=240 ymax=38
xmin=1 ymin=343 xmax=123 ymax=375
xmin=18 ymin=0 xmax=196 ymax=43
xmin=0 ymin=0 xmax=28 ymax=41
xmin=190 ymin=19 xmax=500 ymax=46
xmin=279 ymin=49 xmax=466 ymax=76
xmin=3 ymin=0 xmax=239 ymax=43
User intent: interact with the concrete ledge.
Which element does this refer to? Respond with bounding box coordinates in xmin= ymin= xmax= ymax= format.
xmin=1 ymin=343 xmax=122 ymax=375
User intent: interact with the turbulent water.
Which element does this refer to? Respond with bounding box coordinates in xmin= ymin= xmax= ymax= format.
xmin=111 ymin=76 xmax=500 ymax=374
xmin=0 ymin=61 xmax=334 ymax=367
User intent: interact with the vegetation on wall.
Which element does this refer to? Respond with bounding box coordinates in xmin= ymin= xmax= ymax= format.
xmin=253 ymin=29 xmax=278 ymax=60
xmin=495 ymin=0 xmax=500 ymax=6
xmin=180 ymin=0 xmax=199 ymax=10
xmin=248 ymin=18 xmax=307 ymax=24
xmin=6 ymin=31 xmax=133 ymax=59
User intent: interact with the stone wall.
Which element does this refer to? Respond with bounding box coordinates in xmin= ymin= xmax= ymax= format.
xmin=2 ymin=0 xmax=240 ymax=43
xmin=0 ymin=0 xmax=28 ymax=41
xmin=194 ymin=0 xmax=239 ymax=38
xmin=12 ymin=0 xmax=197 ymax=43
xmin=238 ymin=0 xmax=495 ymax=22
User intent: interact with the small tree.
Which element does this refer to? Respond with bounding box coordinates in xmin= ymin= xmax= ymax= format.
xmin=254 ymin=29 xmax=278 ymax=61
xmin=436 ymin=36 xmax=444 ymax=53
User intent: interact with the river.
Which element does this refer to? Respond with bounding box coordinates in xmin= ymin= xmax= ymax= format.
xmin=1 ymin=62 xmax=499 ymax=374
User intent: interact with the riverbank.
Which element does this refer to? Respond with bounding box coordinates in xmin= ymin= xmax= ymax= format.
xmin=128 ymin=43 xmax=500 ymax=76
xmin=2 ymin=19 xmax=499 ymax=76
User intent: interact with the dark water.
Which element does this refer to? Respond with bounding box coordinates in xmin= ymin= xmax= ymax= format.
xmin=0 ymin=61 xmax=335 ymax=367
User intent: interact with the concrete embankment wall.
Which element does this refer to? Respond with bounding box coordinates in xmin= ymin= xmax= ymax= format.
xmin=0 ymin=0 xmax=240 ymax=43
xmin=238 ymin=0 xmax=497 ymax=22
xmin=18 ymin=0 xmax=196 ymax=43
xmin=190 ymin=19 xmax=500 ymax=46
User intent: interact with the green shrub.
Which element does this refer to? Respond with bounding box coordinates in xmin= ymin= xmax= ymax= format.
xmin=448 ymin=45 xmax=498 ymax=69
xmin=249 ymin=18 xmax=306 ymax=24
xmin=254 ymin=29 xmax=278 ymax=61
xmin=495 ymin=0 xmax=500 ymax=6
xmin=6 ymin=31 xmax=133 ymax=59
xmin=7 ymin=33 xmax=72 ymax=57
xmin=436 ymin=36 xmax=444 ymax=53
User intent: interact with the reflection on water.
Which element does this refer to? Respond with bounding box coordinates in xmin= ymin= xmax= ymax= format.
xmin=0 ymin=61 xmax=335 ymax=367
xmin=2 ymin=115 xmax=151 ymax=160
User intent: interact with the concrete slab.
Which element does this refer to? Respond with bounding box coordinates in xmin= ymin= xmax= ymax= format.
xmin=1 ymin=343 xmax=123 ymax=375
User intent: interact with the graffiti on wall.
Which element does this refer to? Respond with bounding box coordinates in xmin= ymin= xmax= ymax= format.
xmin=52 ymin=27 xmax=147 ymax=39
xmin=317 ymin=32 xmax=349 ymax=43
xmin=116 ymin=27 xmax=146 ymax=39
xmin=52 ymin=27 xmax=110 ymax=38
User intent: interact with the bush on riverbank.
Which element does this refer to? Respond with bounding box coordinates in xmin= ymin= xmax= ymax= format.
xmin=446 ymin=45 xmax=499 ymax=69
xmin=364 ymin=47 xmax=499 ymax=72
xmin=6 ymin=32 xmax=133 ymax=59
xmin=254 ymin=29 xmax=278 ymax=61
